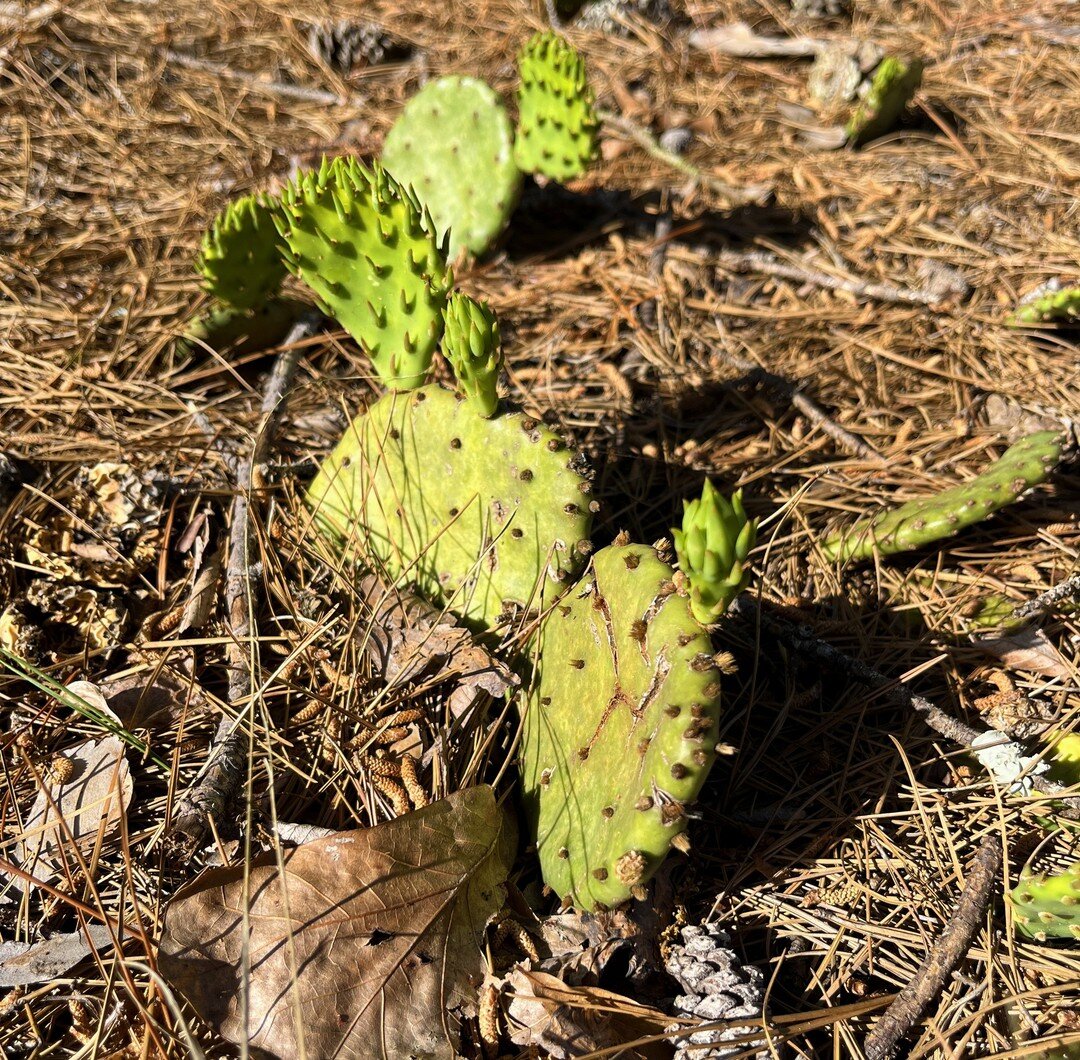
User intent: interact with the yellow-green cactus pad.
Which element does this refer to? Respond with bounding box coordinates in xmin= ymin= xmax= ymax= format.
xmin=383 ymin=76 xmax=523 ymax=259
xmin=515 ymin=32 xmax=599 ymax=181
xmin=306 ymin=385 xmax=594 ymax=630
xmin=1010 ymin=861 xmax=1080 ymax=942
xmin=520 ymin=543 xmax=723 ymax=910
xmin=177 ymin=298 xmax=302 ymax=357
xmin=196 ymin=193 xmax=287 ymax=310
xmin=846 ymin=56 xmax=923 ymax=146
xmin=823 ymin=431 xmax=1064 ymax=564
xmin=278 ymin=156 xmax=452 ymax=390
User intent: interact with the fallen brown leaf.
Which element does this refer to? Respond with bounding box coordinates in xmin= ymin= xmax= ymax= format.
xmin=974 ymin=626 xmax=1072 ymax=679
xmin=0 ymin=925 xmax=115 ymax=987
xmin=158 ymin=785 xmax=515 ymax=1059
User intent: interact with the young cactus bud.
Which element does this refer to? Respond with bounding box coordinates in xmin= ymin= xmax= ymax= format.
xmin=673 ymin=481 xmax=757 ymax=625
xmin=442 ymin=293 xmax=502 ymax=417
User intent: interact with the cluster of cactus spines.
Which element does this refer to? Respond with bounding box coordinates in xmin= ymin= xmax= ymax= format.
xmin=514 ymin=32 xmax=600 ymax=181
xmin=519 ymin=542 xmax=724 ymax=911
xmin=1010 ymin=861 xmax=1080 ymax=942
xmin=196 ymin=193 xmax=287 ymax=310
xmin=846 ymin=55 xmax=924 ymax=145
xmin=306 ymin=385 xmax=595 ymax=631
xmin=1007 ymin=282 xmax=1080 ymax=327
xmin=673 ymin=481 xmax=758 ymax=626
xmin=822 ymin=431 xmax=1065 ymax=564
xmin=442 ymin=293 xmax=503 ymax=417
xmin=277 ymin=156 xmax=453 ymax=390
xmin=382 ymin=76 xmax=523 ymax=260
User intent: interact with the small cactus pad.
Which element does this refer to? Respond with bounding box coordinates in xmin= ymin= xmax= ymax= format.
xmin=1007 ymin=283 xmax=1080 ymax=327
xmin=382 ymin=76 xmax=523 ymax=259
xmin=278 ymin=156 xmax=452 ymax=390
xmin=514 ymin=32 xmax=599 ymax=181
xmin=822 ymin=431 xmax=1064 ymax=564
xmin=673 ymin=482 xmax=757 ymax=625
xmin=442 ymin=293 xmax=502 ymax=417
xmin=178 ymin=298 xmax=302 ymax=358
xmin=306 ymin=385 xmax=593 ymax=630
xmin=1010 ymin=861 xmax=1080 ymax=942
xmin=196 ymin=193 xmax=288 ymax=310
xmin=846 ymin=55 xmax=923 ymax=145
xmin=520 ymin=543 xmax=723 ymax=910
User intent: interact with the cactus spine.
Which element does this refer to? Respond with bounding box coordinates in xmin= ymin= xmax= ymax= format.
xmin=1010 ymin=862 xmax=1080 ymax=942
xmin=196 ymin=193 xmax=287 ymax=310
xmin=442 ymin=293 xmax=503 ymax=418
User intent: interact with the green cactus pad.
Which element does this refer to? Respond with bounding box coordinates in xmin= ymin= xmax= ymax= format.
xmin=673 ymin=482 xmax=757 ymax=625
xmin=520 ymin=543 xmax=723 ymax=910
xmin=382 ymin=76 xmax=523 ymax=260
xmin=822 ymin=431 xmax=1064 ymax=564
xmin=306 ymin=385 xmax=594 ymax=630
xmin=515 ymin=32 xmax=600 ymax=182
xmin=1010 ymin=861 xmax=1080 ymax=942
xmin=177 ymin=298 xmax=302 ymax=357
xmin=278 ymin=156 xmax=452 ymax=390
xmin=442 ymin=293 xmax=502 ymax=417
xmin=846 ymin=55 xmax=923 ymax=146
xmin=196 ymin=193 xmax=288 ymax=310
xmin=1007 ymin=285 xmax=1080 ymax=327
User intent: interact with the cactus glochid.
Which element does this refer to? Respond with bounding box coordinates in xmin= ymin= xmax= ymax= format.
xmin=441 ymin=293 xmax=503 ymax=418
xmin=673 ymin=481 xmax=758 ymax=626
xmin=1010 ymin=861 xmax=1080 ymax=942
xmin=196 ymin=193 xmax=287 ymax=310
xmin=382 ymin=76 xmax=523 ymax=260
xmin=277 ymin=156 xmax=453 ymax=390
xmin=822 ymin=431 xmax=1064 ymax=564
xmin=845 ymin=55 xmax=923 ymax=145
xmin=519 ymin=543 xmax=724 ymax=911
xmin=306 ymin=385 xmax=594 ymax=631
xmin=514 ymin=32 xmax=599 ymax=182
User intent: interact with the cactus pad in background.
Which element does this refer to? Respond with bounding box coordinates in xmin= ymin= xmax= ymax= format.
xmin=196 ymin=193 xmax=287 ymax=310
xmin=846 ymin=55 xmax=923 ymax=145
xmin=673 ymin=481 xmax=758 ymax=626
xmin=1010 ymin=862 xmax=1080 ymax=941
xmin=382 ymin=77 xmax=522 ymax=260
xmin=278 ymin=156 xmax=452 ymax=390
xmin=519 ymin=543 xmax=723 ymax=910
xmin=306 ymin=385 xmax=593 ymax=630
xmin=514 ymin=32 xmax=599 ymax=181
xmin=178 ymin=298 xmax=302 ymax=358
xmin=822 ymin=431 xmax=1064 ymax=564
xmin=1007 ymin=281 xmax=1080 ymax=327
xmin=441 ymin=293 xmax=502 ymax=417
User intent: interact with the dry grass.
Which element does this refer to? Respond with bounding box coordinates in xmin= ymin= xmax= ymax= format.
xmin=0 ymin=0 xmax=1078 ymax=1055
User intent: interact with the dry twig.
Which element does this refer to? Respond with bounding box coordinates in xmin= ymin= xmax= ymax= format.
xmin=1012 ymin=570 xmax=1080 ymax=621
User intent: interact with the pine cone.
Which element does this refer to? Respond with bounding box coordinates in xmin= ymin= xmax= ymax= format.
xmin=306 ymin=21 xmax=409 ymax=73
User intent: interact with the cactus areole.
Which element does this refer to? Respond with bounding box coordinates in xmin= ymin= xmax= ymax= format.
xmin=1010 ymin=861 xmax=1080 ymax=941
xmin=520 ymin=544 xmax=723 ymax=910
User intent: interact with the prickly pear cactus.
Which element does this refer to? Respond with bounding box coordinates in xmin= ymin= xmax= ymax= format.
xmin=178 ymin=298 xmax=302 ymax=357
xmin=382 ymin=76 xmax=523 ymax=260
xmin=519 ymin=543 xmax=723 ymax=910
xmin=196 ymin=193 xmax=287 ymax=310
xmin=1010 ymin=862 xmax=1080 ymax=942
xmin=277 ymin=156 xmax=453 ymax=390
xmin=1007 ymin=282 xmax=1080 ymax=327
xmin=822 ymin=431 xmax=1064 ymax=564
xmin=846 ymin=55 xmax=923 ymax=145
xmin=306 ymin=385 xmax=594 ymax=630
xmin=514 ymin=32 xmax=599 ymax=182
xmin=442 ymin=293 xmax=502 ymax=417
xmin=673 ymin=481 xmax=758 ymax=626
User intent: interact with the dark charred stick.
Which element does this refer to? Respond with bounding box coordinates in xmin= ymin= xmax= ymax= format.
xmin=1012 ymin=570 xmax=1080 ymax=621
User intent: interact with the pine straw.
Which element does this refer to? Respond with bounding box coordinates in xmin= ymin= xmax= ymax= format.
xmin=1 ymin=0 xmax=1078 ymax=1055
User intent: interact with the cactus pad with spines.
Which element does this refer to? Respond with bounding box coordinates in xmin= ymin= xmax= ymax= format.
xmin=514 ymin=32 xmax=599 ymax=181
xmin=278 ymin=156 xmax=452 ymax=390
xmin=442 ymin=293 xmax=502 ymax=417
xmin=1010 ymin=861 xmax=1080 ymax=942
xmin=520 ymin=543 xmax=723 ymax=910
xmin=196 ymin=193 xmax=287 ymax=310
xmin=306 ymin=385 xmax=594 ymax=630
xmin=822 ymin=431 xmax=1064 ymax=564
xmin=1007 ymin=284 xmax=1080 ymax=327
xmin=846 ymin=55 xmax=923 ymax=145
xmin=382 ymin=76 xmax=523 ymax=260
xmin=673 ymin=481 xmax=757 ymax=625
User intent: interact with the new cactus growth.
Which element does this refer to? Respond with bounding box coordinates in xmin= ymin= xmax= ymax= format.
xmin=196 ymin=193 xmax=287 ymax=309
xmin=519 ymin=543 xmax=724 ymax=910
xmin=514 ymin=32 xmax=600 ymax=181
xmin=822 ymin=431 xmax=1064 ymax=564
xmin=382 ymin=76 xmax=523 ymax=260
xmin=277 ymin=156 xmax=453 ymax=390
xmin=1007 ymin=282 xmax=1080 ymax=327
xmin=673 ymin=482 xmax=758 ymax=626
xmin=442 ymin=293 xmax=502 ymax=417
xmin=1010 ymin=861 xmax=1080 ymax=942
xmin=306 ymin=385 xmax=594 ymax=630
xmin=846 ymin=55 xmax=923 ymax=145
